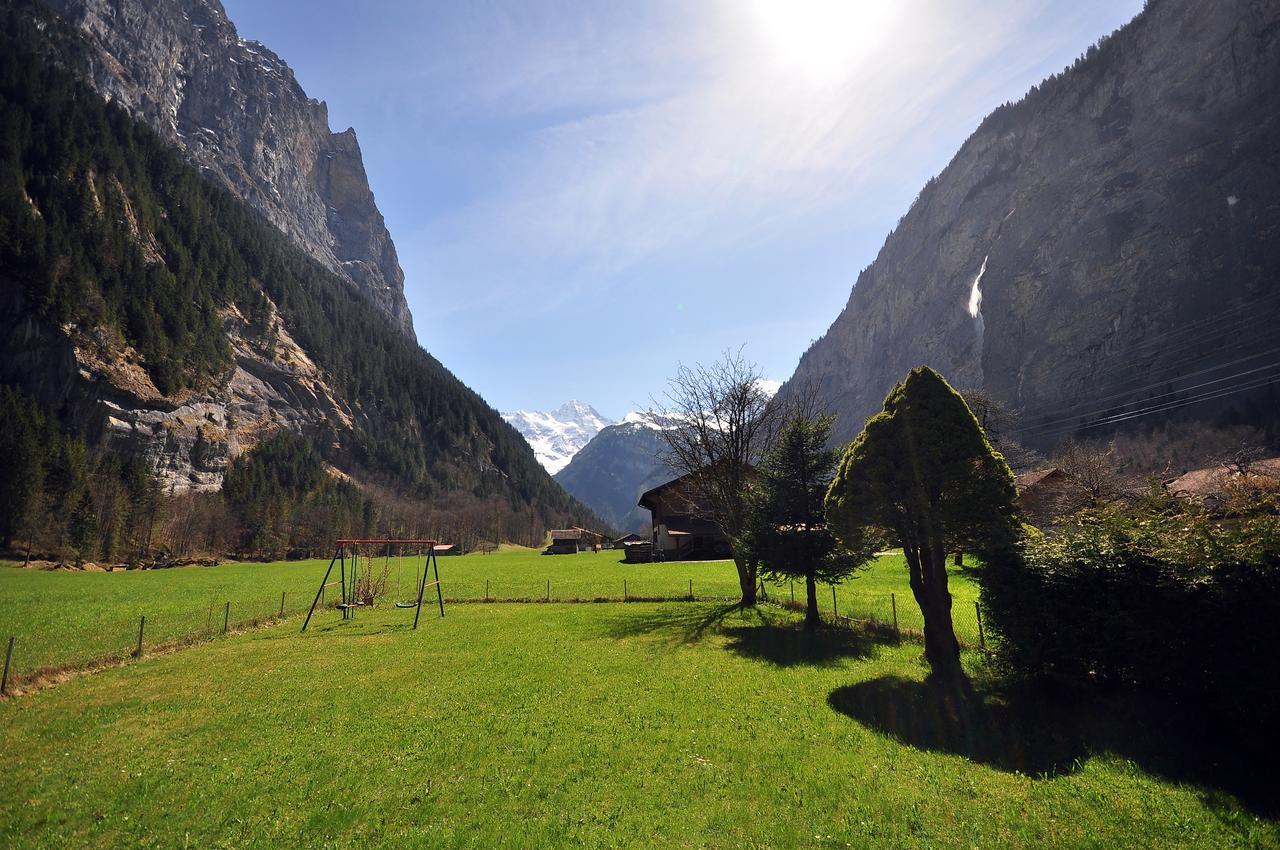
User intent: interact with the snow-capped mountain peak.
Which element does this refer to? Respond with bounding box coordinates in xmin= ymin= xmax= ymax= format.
xmin=502 ymin=401 xmax=614 ymax=474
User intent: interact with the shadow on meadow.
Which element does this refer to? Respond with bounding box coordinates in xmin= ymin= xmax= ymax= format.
xmin=829 ymin=675 xmax=1280 ymax=818
xmin=601 ymin=602 xmax=882 ymax=667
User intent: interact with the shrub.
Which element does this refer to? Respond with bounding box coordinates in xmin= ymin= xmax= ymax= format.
xmin=982 ymin=482 xmax=1280 ymax=744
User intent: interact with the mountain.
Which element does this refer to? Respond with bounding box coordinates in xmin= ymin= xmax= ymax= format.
xmin=502 ymin=401 xmax=614 ymax=474
xmin=44 ymin=0 xmax=414 ymax=338
xmin=0 ymin=0 xmax=601 ymax=545
xmin=781 ymin=0 xmax=1280 ymax=450
xmin=554 ymin=412 xmax=676 ymax=534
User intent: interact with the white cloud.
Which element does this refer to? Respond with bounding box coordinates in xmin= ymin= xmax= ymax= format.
xmin=418 ymin=0 xmax=1111 ymax=314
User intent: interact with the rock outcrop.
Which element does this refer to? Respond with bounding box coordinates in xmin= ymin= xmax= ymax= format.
xmin=47 ymin=0 xmax=415 ymax=338
xmin=0 ymin=284 xmax=351 ymax=493
xmin=782 ymin=0 xmax=1280 ymax=449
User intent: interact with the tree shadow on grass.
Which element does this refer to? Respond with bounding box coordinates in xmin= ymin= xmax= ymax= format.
xmin=601 ymin=603 xmax=881 ymax=667
xmin=829 ymin=675 xmax=1280 ymax=817
xmin=720 ymin=623 xmax=879 ymax=667
xmin=828 ymin=676 xmax=1086 ymax=777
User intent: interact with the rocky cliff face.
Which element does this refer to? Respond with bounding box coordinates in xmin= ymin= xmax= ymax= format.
xmin=46 ymin=0 xmax=415 ymax=338
xmin=783 ymin=0 xmax=1280 ymax=449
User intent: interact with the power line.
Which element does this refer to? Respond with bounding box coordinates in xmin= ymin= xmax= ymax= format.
xmin=1025 ymin=373 xmax=1280 ymax=441
xmin=1016 ymin=347 xmax=1280 ymax=429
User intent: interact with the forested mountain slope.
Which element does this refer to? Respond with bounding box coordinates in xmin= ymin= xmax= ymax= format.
xmin=781 ymin=0 xmax=1280 ymax=449
xmin=44 ymin=0 xmax=415 ymax=337
xmin=0 ymin=1 xmax=601 ymax=550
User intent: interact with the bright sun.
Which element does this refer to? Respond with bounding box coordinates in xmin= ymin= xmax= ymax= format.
xmin=750 ymin=0 xmax=899 ymax=83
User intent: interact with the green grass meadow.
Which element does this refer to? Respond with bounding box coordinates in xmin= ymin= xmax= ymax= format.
xmin=0 ymin=550 xmax=980 ymax=677
xmin=1 ymin=600 xmax=1274 ymax=847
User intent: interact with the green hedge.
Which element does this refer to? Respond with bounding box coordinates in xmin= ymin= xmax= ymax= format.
xmin=982 ymin=484 xmax=1280 ymax=744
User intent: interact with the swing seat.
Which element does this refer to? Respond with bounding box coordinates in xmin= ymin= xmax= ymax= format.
xmin=394 ymin=601 xmax=418 ymax=609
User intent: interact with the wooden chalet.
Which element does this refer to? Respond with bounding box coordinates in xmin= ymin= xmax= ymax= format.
xmin=1014 ymin=467 xmax=1079 ymax=527
xmin=1166 ymin=457 xmax=1280 ymax=511
xmin=545 ymin=527 xmax=609 ymax=555
xmin=637 ymin=473 xmax=732 ymax=561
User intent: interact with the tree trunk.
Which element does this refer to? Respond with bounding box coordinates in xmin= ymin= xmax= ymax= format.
xmin=734 ymin=556 xmax=757 ymax=606
xmin=905 ymin=544 xmax=963 ymax=681
xmin=804 ymin=570 xmax=820 ymax=630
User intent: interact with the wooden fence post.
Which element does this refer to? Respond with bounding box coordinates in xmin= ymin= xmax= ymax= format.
xmin=623 ymin=579 xmax=627 ymax=601
xmin=688 ymin=579 xmax=693 ymax=601
xmin=1 ymin=636 xmax=13 ymax=695
xmin=135 ymin=615 xmax=145 ymax=658
xmin=485 ymin=579 xmax=490 ymax=601
xmin=975 ymin=601 xmax=986 ymax=649
xmin=280 ymin=592 xmax=286 ymax=618
xmin=832 ymin=585 xmax=838 ymax=618
xmin=891 ymin=593 xmax=899 ymax=640
xmin=223 ymin=601 xmax=230 ymax=634
xmin=790 ymin=580 xmax=795 ymax=603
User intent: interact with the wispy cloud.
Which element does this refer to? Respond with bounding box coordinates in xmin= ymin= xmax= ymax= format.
xmin=413 ymin=0 xmax=1125 ymax=321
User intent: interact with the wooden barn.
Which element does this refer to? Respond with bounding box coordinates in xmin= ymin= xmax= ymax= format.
xmin=637 ymin=473 xmax=732 ymax=561
xmin=545 ymin=527 xmax=608 ymax=554
xmin=1015 ymin=467 xmax=1079 ymax=527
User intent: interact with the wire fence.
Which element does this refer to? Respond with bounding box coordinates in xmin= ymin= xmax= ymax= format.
xmin=0 ymin=573 xmax=985 ymax=695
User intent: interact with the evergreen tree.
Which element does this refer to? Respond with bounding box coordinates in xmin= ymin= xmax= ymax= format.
xmin=744 ymin=414 xmax=877 ymax=630
xmin=826 ymin=367 xmax=1019 ymax=682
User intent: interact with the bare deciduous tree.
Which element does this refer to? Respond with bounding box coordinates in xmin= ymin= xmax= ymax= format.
xmin=1219 ymin=440 xmax=1268 ymax=476
xmin=1054 ymin=438 xmax=1125 ymax=508
xmin=959 ymin=388 xmax=1042 ymax=471
xmin=649 ymin=349 xmax=802 ymax=606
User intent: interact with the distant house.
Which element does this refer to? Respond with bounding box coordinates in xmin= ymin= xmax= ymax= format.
xmin=638 ymin=473 xmax=733 ymax=561
xmin=433 ymin=544 xmax=458 ymax=556
xmin=1166 ymin=458 xmax=1280 ymax=510
xmin=614 ymin=533 xmax=644 ymax=547
xmin=545 ymin=527 xmax=608 ymax=554
xmin=1015 ymin=467 xmax=1079 ymax=527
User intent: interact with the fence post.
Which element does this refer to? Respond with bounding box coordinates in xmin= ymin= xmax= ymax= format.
xmin=135 ymin=615 xmax=145 ymax=659
xmin=485 ymin=579 xmax=490 ymax=602
xmin=832 ymin=585 xmax=838 ymax=619
xmin=223 ymin=601 xmax=230 ymax=634
xmin=689 ymin=579 xmax=693 ymax=601
xmin=975 ymin=601 xmax=986 ymax=649
xmin=546 ymin=580 xmax=550 ymax=602
xmin=623 ymin=579 xmax=627 ymax=601
xmin=1 ymin=636 xmax=13 ymax=695
xmin=280 ymin=592 xmax=286 ymax=618
xmin=891 ymin=593 xmax=899 ymax=640
xmin=790 ymin=580 xmax=794 ymax=603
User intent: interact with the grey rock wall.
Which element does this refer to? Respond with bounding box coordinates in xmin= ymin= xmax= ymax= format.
xmin=47 ymin=0 xmax=416 ymax=339
xmin=783 ymin=0 xmax=1280 ymax=448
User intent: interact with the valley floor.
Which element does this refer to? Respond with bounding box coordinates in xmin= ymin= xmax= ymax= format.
xmin=0 ymin=551 xmax=980 ymax=680
xmin=1 ymin=599 xmax=1276 ymax=846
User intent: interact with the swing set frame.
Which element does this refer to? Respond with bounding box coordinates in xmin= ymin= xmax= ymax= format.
xmin=301 ymin=539 xmax=445 ymax=632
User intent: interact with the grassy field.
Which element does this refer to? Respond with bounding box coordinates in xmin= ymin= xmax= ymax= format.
xmin=1 ymin=600 xmax=1273 ymax=847
xmin=0 ymin=551 xmax=980 ymax=677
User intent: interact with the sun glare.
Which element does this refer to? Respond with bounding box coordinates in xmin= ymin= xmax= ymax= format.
xmin=750 ymin=0 xmax=898 ymax=82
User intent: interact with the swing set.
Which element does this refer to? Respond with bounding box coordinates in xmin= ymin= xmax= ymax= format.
xmin=301 ymin=539 xmax=445 ymax=632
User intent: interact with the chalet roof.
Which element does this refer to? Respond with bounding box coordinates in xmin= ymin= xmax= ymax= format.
xmin=1167 ymin=458 xmax=1280 ymax=498
xmin=614 ymin=533 xmax=644 ymax=544
xmin=550 ymin=527 xmax=606 ymax=541
xmin=1015 ymin=467 xmax=1068 ymax=492
xmin=638 ymin=465 xmax=757 ymax=510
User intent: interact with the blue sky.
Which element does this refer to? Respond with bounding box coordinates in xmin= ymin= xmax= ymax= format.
xmin=222 ymin=0 xmax=1144 ymax=421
